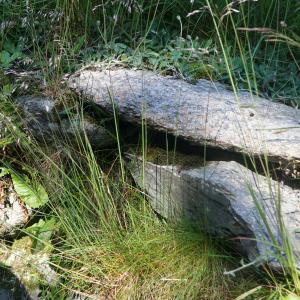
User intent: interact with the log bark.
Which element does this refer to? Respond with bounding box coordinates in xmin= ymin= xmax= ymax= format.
xmin=127 ymin=152 xmax=300 ymax=270
xmin=15 ymin=96 xmax=115 ymax=148
xmin=69 ymin=68 xmax=300 ymax=163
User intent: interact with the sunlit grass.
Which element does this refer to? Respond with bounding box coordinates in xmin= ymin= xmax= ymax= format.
xmin=22 ymin=133 xmax=252 ymax=299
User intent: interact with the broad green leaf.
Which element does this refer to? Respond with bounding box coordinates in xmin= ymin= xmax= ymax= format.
xmin=25 ymin=218 xmax=56 ymax=241
xmin=0 ymin=50 xmax=11 ymax=67
xmin=11 ymin=172 xmax=49 ymax=208
xmin=2 ymin=83 xmax=14 ymax=96
xmin=0 ymin=167 xmax=49 ymax=208
xmin=3 ymin=39 xmax=15 ymax=53
xmin=25 ymin=218 xmax=57 ymax=252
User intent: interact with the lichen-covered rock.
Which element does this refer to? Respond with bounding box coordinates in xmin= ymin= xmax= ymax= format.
xmin=69 ymin=68 xmax=300 ymax=163
xmin=127 ymin=152 xmax=300 ymax=270
xmin=0 ymin=177 xmax=31 ymax=236
xmin=15 ymin=96 xmax=115 ymax=148
xmin=0 ymin=236 xmax=58 ymax=299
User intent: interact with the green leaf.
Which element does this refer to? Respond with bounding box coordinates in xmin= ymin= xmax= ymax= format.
xmin=0 ymin=167 xmax=11 ymax=177
xmin=11 ymin=172 xmax=49 ymax=208
xmin=10 ymin=50 xmax=22 ymax=61
xmin=3 ymin=39 xmax=16 ymax=53
xmin=2 ymin=83 xmax=14 ymax=96
xmin=0 ymin=50 xmax=11 ymax=68
xmin=0 ymin=167 xmax=49 ymax=208
xmin=73 ymin=35 xmax=86 ymax=54
xmin=25 ymin=218 xmax=56 ymax=241
xmin=25 ymin=218 xmax=57 ymax=251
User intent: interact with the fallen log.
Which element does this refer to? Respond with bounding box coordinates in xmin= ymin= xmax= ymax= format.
xmin=69 ymin=68 xmax=300 ymax=164
xmin=15 ymin=96 xmax=115 ymax=148
xmin=127 ymin=150 xmax=300 ymax=271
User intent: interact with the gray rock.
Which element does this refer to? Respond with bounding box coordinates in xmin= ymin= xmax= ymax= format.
xmin=127 ymin=152 xmax=300 ymax=270
xmin=15 ymin=96 xmax=115 ymax=148
xmin=0 ymin=236 xmax=58 ymax=299
xmin=0 ymin=178 xmax=31 ymax=236
xmin=69 ymin=68 xmax=300 ymax=163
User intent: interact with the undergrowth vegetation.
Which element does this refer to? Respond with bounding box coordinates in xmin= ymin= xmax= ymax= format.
xmin=10 ymin=114 xmax=268 ymax=299
xmin=33 ymin=140 xmax=248 ymax=299
xmin=1 ymin=0 xmax=300 ymax=299
xmin=1 ymin=0 xmax=300 ymax=104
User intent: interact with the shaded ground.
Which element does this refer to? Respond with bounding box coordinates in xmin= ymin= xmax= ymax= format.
xmin=0 ymin=267 xmax=29 ymax=300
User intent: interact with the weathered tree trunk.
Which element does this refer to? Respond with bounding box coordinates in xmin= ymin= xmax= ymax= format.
xmin=15 ymin=96 xmax=115 ymax=148
xmin=127 ymin=152 xmax=300 ymax=270
xmin=69 ymin=68 xmax=300 ymax=163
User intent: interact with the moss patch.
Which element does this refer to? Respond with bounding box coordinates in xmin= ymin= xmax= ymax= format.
xmin=142 ymin=147 xmax=205 ymax=168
